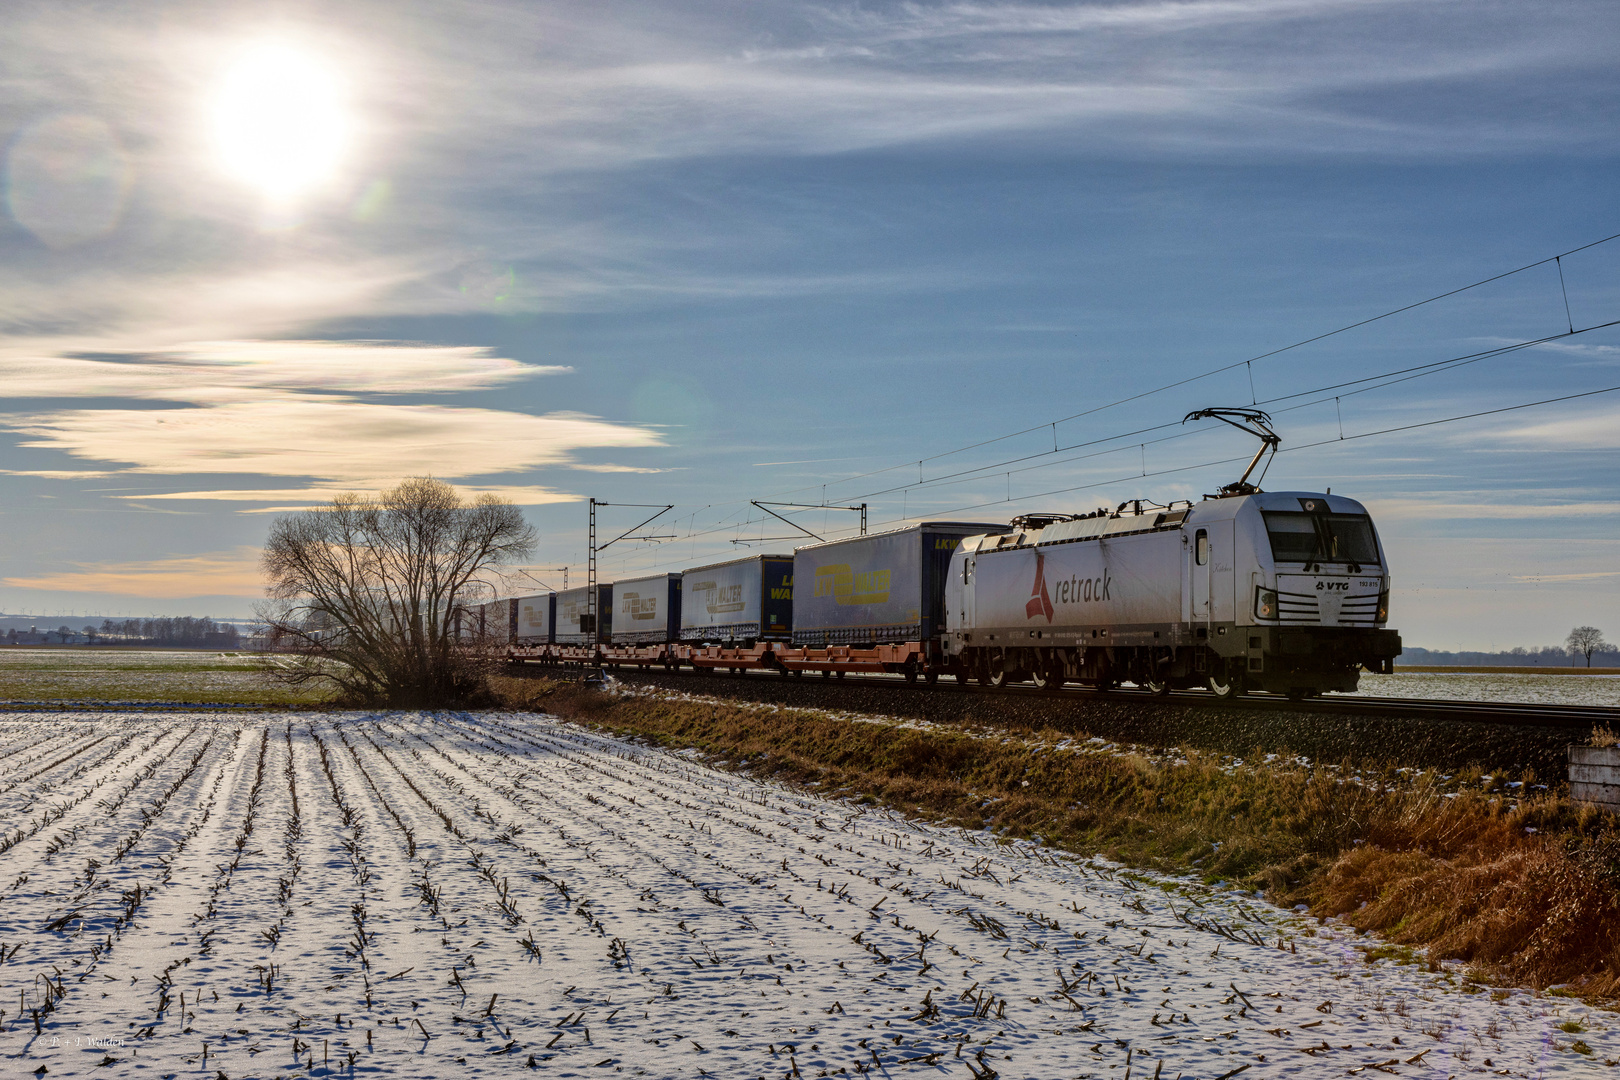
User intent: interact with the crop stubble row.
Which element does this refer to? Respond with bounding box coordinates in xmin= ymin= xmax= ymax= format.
xmin=0 ymin=711 xmax=1597 ymax=1079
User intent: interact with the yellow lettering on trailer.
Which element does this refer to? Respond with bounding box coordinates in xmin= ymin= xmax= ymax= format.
xmin=814 ymin=564 xmax=890 ymax=605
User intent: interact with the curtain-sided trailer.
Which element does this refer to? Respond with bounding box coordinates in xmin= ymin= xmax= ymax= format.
xmin=473 ymin=598 xmax=516 ymax=645
xmin=680 ymin=555 xmax=793 ymax=643
xmin=770 ymin=522 xmax=1003 ymax=679
xmin=553 ymin=584 xmax=614 ymax=645
xmin=611 ymin=573 xmax=682 ymax=645
xmin=515 ymin=593 xmax=555 ymax=644
xmin=944 ymin=491 xmax=1400 ymax=698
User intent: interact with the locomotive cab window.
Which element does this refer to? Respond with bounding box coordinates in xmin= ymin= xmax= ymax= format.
xmin=1263 ymin=511 xmax=1379 ymax=565
xmin=1194 ymin=529 xmax=1208 ymax=566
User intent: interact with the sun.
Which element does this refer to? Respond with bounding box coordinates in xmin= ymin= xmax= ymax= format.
xmin=211 ymin=43 xmax=351 ymax=202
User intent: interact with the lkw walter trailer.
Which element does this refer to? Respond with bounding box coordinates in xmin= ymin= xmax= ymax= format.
xmin=777 ymin=521 xmax=1004 ymax=680
xmin=680 ymin=554 xmax=793 ymax=644
xmin=554 ymin=584 xmax=614 ymax=646
xmin=514 ymin=592 xmax=554 ymax=644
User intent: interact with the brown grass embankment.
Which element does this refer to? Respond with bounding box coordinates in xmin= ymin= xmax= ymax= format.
xmin=493 ymin=674 xmax=1620 ymax=1003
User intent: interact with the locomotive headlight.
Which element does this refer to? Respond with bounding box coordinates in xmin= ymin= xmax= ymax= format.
xmin=1255 ymin=587 xmax=1278 ymax=620
xmin=1377 ymin=589 xmax=1389 ymax=623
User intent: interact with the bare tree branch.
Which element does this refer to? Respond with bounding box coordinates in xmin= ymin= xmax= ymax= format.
xmin=1567 ymin=626 xmax=1612 ymax=668
xmin=258 ymin=478 xmax=536 ymax=706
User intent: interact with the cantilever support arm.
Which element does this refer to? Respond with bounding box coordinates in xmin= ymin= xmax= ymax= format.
xmin=596 ymin=504 xmax=675 ymax=551
xmin=751 ymin=502 xmax=824 ymax=542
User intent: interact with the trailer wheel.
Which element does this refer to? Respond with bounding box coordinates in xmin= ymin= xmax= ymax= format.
xmin=924 ymin=669 xmax=939 ymax=685
xmin=903 ymin=663 xmax=919 ymax=685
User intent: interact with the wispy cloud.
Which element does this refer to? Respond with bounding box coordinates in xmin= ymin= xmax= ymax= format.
xmin=1366 ymin=496 xmax=1620 ymax=521
xmin=0 ymin=336 xmax=660 ymax=500
xmin=1 ymin=547 xmax=263 ymax=598
xmin=0 ymin=340 xmax=567 ymax=403
xmin=1510 ymin=569 xmax=1620 ymax=583
xmin=3 ymin=401 xmax=662 ymax=485
xmin=116 ymin=483 xmax=582 ymax=509
xmin=1489 ymin=404 xmax=1620 ymax=451
xmin=569 ymin=463 xmax=677 ymax=474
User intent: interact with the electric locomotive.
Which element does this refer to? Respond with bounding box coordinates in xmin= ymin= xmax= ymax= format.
xmin=943 ymin=409 xmax=1400 ymax=698
xmin=944 ymin=490 xmax=1400 ymax=698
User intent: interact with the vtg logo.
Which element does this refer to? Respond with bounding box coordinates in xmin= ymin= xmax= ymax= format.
xmin=1316 ymin=581 xmax=1350 ymax=592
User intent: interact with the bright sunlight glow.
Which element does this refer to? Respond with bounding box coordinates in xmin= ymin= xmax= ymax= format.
xmin=212 ymin=43 xmax=351 ymax=202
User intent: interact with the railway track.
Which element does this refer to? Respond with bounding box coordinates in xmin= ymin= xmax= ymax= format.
xmin=536 ymin=660 xmax=1617 ymax=730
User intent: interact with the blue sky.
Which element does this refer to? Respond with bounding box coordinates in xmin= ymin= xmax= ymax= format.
xmin=1 ymin=0 xmax=1616 ymax=649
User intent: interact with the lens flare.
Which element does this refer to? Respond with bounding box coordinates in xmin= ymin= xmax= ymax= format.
xmin=211 ymin=43 xmax=350 ymax=202
xmin=5 ymin=114 xmax=132 ymax=248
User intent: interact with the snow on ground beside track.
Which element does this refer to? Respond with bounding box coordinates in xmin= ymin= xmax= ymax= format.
xmin=0 ymin=711 xmax=1609 ymax=1079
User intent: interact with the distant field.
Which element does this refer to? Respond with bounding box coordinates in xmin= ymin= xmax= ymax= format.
xmin=0 ymin=647 xmax=326 ymax=705
xmin=1395 ymin=664 xmax=1620 ymax=675
xmin=1358 ymin=669 xmax=1620 ymax=707
xmin=4 ymin=647 xmax=1619 ymax=709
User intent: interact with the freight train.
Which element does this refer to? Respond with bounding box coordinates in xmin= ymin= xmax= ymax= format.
xmin=482 ymin=488 xmax=1400 ymax=699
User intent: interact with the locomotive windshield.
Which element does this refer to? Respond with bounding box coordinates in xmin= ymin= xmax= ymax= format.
xmin=1262 ymin=511 xmax=1380 ymax=565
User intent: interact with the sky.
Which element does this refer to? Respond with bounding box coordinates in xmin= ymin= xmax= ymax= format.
xmin=0 ymin=0 xmax=1617 ymax=650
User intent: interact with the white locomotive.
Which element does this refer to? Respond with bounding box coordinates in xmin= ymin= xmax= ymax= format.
xmin=944 ymin=490 xmax=1400 ymax=698
xmin=943 ymin=411 xmax=1400 ymax=698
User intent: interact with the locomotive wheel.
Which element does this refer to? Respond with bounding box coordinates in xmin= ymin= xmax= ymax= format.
xmin=1208 ymin=671 xmax=1245 ymax=698
xmin=986 ymin=663 xmax=1009 ymax=689
xmin=1143 ymin=677 xmax=1171 ymax=697
xmin=1030 ymin=663 xmax=1064 ymax=691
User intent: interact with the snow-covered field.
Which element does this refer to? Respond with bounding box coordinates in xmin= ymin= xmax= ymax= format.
xmin=0 ymin=712 xmax=1608 ymax=1079
xmin=1355 ymin=672 xmax=1620 ymax=708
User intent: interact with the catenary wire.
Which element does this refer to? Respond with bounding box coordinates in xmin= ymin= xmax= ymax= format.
xmin=756 ymin=230 xmax=1620 ymax=502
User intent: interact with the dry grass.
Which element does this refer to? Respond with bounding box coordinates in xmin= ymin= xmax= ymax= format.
xmin=494 ymin=674 xmax=1620 ymax=1004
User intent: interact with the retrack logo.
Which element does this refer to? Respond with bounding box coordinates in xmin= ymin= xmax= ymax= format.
xmin=1026 ymin=551 xmax=1054 ymax=623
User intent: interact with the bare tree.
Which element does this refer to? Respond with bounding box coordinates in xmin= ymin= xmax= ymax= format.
xmin=260 ymin=477 xmax=536 ymax=706
xmin=1566 ymin=625 xmax=1611 ymax=668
